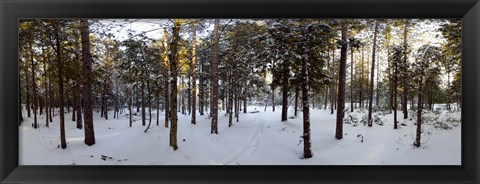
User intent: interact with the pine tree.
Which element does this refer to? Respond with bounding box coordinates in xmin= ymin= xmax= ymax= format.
xmin=80 ymin=19 xmax=95 ymax=146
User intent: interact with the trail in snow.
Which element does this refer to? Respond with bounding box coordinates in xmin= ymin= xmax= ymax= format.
xmin=222 ymin=119 xmax=265 ymax=165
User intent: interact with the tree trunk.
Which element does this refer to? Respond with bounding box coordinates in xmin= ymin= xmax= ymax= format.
xmin=294 ymin=87 xmax=299 ymax=116
xmin=42 ymin=51 xmax=49 ymax=126
xmin=30 ymin=42 xmax=38 ymax=129
xmin=301 ymin=40 xmax=312 ymax=159
xmin=330 ymin=43 xmax=335 ymax=115
xmin=72 ymin=83 xmax=76 ymax=121
xmin=191 ymin=26 xmax=197 ymax=124
xmin=228 ymin=75 xmax=233 ymax=127
xmin=157 ymin=95 xmax=160 ymax=126
xmin=141 ymin=83 xmax=145 ymax=126
xmin=147 ymin=77 xmax=152 ymax=124
xmin=360 ymin=46 xmax=364 ymax=109
xmin=19 ymin=69 xmax=23 ymax=125
xmin=350 ymin=48 xmax=354 ymax=112
xmin=414 ymin=75 xmax=423 ymax=147
xmin=80 ymin=19 xmax=95 ymax=146
xmin=402 ymin=21 xmax=409 ymax=119
xmin=367 ymin=20 xmax=379 ymax=127
xmin=25 ymin=58 xmax=31 ymax=118
xmin=54 ymin=22 xmax=66 ymax=149
xmin=393 ymin=55 xmax=398 ymax=129
xmin=243 ymin=98 xmax=247 ymax=113
xmin=136 ymin=87 xmax=140 ymax=113
xmin=49 ymin=74 xmax=53 ymax=122
xmin=281 ymin=66 xmax=289 ymax=122
xmin=129 ymin=94 xmax=133 ymax=127
xmin=163 ymin=29 xmax=170 ymax=128
xmin=181 ymin=76 xmax=186 ymax=115
xmin=335 ymin=23 xmax=348 ymax=140
xmin=375 ymin=50 xmax=380 ymax=106
xmin=169 ymin=20 xmax=181 ymax=150
xmin=144 ymin=78 xmax=153 ymax=133
xmin=211 ymin=19 xmax=220 ymax=134
xmin=271 ymin=88 xmax=276 ymax=112
xmin=76 ymin=77 xmax=82 ymax=129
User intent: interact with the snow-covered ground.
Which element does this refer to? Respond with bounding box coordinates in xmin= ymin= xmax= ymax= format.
xmin=19 ymin=105 xmax=461 ymax=165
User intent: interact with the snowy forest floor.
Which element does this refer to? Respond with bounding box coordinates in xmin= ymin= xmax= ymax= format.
xmin=19 ymin=105 xmax=461 ymax=165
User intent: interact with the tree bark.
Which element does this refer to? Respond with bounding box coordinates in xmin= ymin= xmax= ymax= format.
xmin=30 ymin=42 xmax=38 ymax=129
xmin=80 ymin=19 xmax=95 ymax=146
xmin=162 ymin=29 xmax=170 ymax=128
xmin=402 ymin=21 xmax=409 ymax=119
xmin=294 ymin=87 xmax=299 ymax=116
xmin=54 ymin=22 xmax=66 ymax=149
xmin=169 ymin=20 xmax=181 ymax=150
xmin=330 ymin=42 xmax=335 ymax=115
xmin=414 ymin=74 xmax=423 ymax=147
xmin=281 ymin=65 xmax=289 ymax=122
xmin=211 ymin=19 xmax=220 ymax=134
xmin=191 ymin=25 xmax=197 ymax=124
xmin=129 ymin=94 xmax=133 ymax=127
xmin=301 ymin=38 xmax=312 ymax=159
xmin=25 ymin=58 xmax=31 ymax=118
xmin=367 ymin=21 xmax=379 ymax=127
xmin=141 ymin=83 xmax=145 ymax=126
xmin=335 ymin=23 xmax=348 ymax=140
xmin=350 ymin=47 xmax=354 ymax=112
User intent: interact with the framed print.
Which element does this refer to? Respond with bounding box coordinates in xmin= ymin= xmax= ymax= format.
xmin=1 ymin=0 xmax=479 ymax=183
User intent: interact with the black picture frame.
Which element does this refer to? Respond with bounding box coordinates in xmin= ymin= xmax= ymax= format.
xmin=1 ymin=0 xmax=479 ymax=183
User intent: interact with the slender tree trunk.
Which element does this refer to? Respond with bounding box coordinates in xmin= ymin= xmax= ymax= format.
xmin=163 ymin=29 xmax=170 ymax=128
xmin=147 ymin=78 xmax=152 ymax=124
xmin=447 ymin=72 xmax=451 ymax=111
xmin=301 ymin=40 xmax=312 ymax=159
xmin=393 ymin=58 xmax=398 ymax=129
xmin=228 ymin=75 xmax=233 ymax=127
xmin=367 ymin=21 xmax=379 ymax=127
xmin=402 ymin=21 xmax=409 ymax=119
xmin=199 ymin=62 xmax=204 ymax=116
xmin=129 ymin=94 xmax=133 ymax=127
xmin=30 ymin=42 xmax=38 ymax=129
xmin=101 ymin=82 xmax=105 ymax=118
xmin=181 ymin=76 xmax=186 ymax=115
xmin=330 ymin=43 xmax=335 ymax=115
xmin=19 ymin=69 xmax=24 ymax=125
xmin=169 ymin=21 xmax=180 ymax=150
xmin=191 ymin=26 xmax=197 ymax=124
xmin=25 ymin=59 xmax=31 ymax=118
xmin=54 ymin=23 xmax=66 ymax=149
xmin=157 ymin=95 xmax=160 ymax=126
xmin=281 ymin=66 xmax=289 ymax=122
xmin=43 ymin=52 xmax=49 ymax=126
xmin=141 ymin=83 xmax=145 ymax=126
xmin=271 ymin=88 xmax=276 ymax=112
xmin=375 ymin=50 xmax=380 ymax=106
xmin=81 ymin=19 xmax=95 ymax=146
xmin=243 ymin=98 xmax=247 ymax=113
xmin=294 ymin=87 xmax=299 ymax=116
xmin=350 ymin=48 xmax=354 ymax=112
xmin=136 ymin=87 xmax=140 ymax=113
xmin=388 ymin=46 xmax=393 ymax=114
xmin=335 ymin=23 xmax=348 ymax=140
xmin=72 ymin=83 xmax=76 ymax=121
xmin=76 ymin=76 xmax=82 ymax=128
xmin=414 ymin=75 xmax=423 ymax=147
xmin=211 ymin=19 xmax=220 ymax=134
xmin=144 ymin=78 xmax=153 ymax=133
xmin=360 ymin=46 xmax=364 ymax=108
xmin=49 ymin=75 xmax=53 ymax=122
